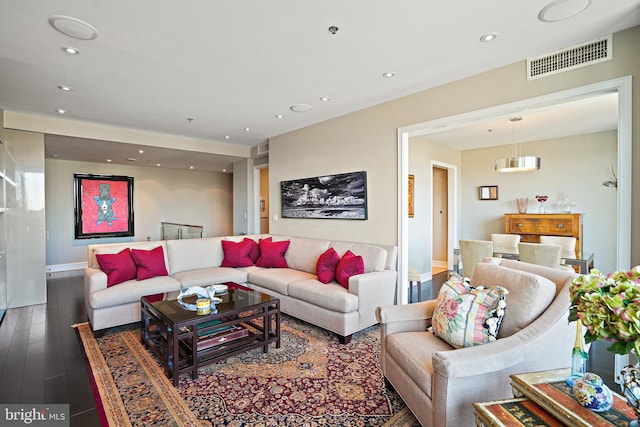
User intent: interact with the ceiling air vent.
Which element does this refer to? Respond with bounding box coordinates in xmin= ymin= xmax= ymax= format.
xmin=527 ymin=34 xmax=612 ymax=80
xmin=257 ymin=142 xmax=269 ymax=156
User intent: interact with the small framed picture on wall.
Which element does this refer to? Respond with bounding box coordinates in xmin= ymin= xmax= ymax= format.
xmin=479 ymin=185 xmax=498 ymax=200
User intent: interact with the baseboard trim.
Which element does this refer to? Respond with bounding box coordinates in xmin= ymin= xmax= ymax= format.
xmin=46 ymin=262 xmax=87 ymax=273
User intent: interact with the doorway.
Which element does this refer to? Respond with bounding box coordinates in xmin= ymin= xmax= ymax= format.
xmin=432 ymin=165 xmax=448 ymax=274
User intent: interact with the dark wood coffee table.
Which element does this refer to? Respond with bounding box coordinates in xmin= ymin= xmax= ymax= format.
xmin=141 ymin=282 xmax=280 ymax=386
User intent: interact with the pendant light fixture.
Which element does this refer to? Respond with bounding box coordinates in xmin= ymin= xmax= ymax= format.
xmin=495 ymin=116 xmax=541 ymax=172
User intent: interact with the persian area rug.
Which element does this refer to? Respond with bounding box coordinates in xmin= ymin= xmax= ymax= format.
xmin=75 ymin=315 xmax=420 ymax=426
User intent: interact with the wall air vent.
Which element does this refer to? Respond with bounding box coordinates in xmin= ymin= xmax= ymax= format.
xmin=257 ymin=142 xmax=269 ymax=156
xmin=527 ymin=34 xmax=612 ymax=80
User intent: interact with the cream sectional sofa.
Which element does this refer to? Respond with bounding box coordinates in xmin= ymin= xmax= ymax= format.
xmin=84 ymin=234 xmax=397 ymax=343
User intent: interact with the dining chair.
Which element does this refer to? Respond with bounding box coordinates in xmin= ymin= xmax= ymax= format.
xmin=518 ymin=242 xmax=563 ymax=269
xmin=459 ymin=239 xmax=493 ymax=277
xmin=539 ymin=235 xmax=577 ymax=271
xmin=491 ymin=233 xmax=521 ymax=254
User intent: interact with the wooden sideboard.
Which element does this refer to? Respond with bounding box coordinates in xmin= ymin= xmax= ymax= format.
xmin=504 ymin=213 xmax=583 ymax=255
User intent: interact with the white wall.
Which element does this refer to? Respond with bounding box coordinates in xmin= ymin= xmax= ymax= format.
xmin=45 ymin=159 xmax=233 ymax=267
xmin=408 ymin=138 xmax=461 ymax=274
xmin=5 ymin=130 xmax=46 ymax=307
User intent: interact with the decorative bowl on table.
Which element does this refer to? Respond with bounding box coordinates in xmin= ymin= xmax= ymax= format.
xmin=212 ymin=284 xmax=228 ymax=294
xmin=572 ymin=372 xmax=613 ymax=412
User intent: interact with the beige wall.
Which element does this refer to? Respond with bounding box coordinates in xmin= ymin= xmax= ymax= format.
xmin=460 ymin=131 xmax=617 ymax=272
xmin=268 ymin=25 xmax=640 ymax=266
xmin=45 ymin=159 xmax=233 ymax=267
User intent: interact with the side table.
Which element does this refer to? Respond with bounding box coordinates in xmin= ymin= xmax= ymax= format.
xmin=474 ymin=368 xmax=636 ymax=427
xmin=511 ymin=368 xmax=635 ymax=427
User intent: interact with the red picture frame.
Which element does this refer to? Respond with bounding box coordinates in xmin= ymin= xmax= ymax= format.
xmin=74 ymin=173 xmax=134 ymax=239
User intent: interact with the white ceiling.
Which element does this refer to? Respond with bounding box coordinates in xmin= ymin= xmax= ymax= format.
xmin=0 ymin=0 xmax=638 ymax=172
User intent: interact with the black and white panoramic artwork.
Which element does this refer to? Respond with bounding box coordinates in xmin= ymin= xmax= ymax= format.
xmin=281 ymin=171 xmax=368 ymax=220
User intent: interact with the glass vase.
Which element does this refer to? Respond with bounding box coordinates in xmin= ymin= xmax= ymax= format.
xmin=566 ymin=320 xmax=588 ymax=387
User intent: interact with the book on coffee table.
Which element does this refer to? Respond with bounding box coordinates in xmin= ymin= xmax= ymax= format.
xmin=197 ymin=325 xmax=250 ymax=350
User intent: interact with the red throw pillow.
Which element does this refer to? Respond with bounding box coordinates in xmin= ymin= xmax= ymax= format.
xmin=245 ymin=237 xmax=265 ymax=264
xmin=96 ymin=248 xmax=137 ymax=287
xmin=131 ymin=246 xmax=169 ymax=280
xmin=256 ymin=239 xmax=290 ymax=268
xmin=221 ymin=239 xmax=254 ymax=267
xmin=316 ymin=247 xmax=340 ymax=284
xmin=336 ymin=250 xmax=364 ymax=289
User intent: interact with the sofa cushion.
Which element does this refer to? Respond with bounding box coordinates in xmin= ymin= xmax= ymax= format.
xmin=386 ymin=331 xmax=454 ymax=399
xmin=89 ymin=275 xmax=181 ymax=309
xmin=316 ymin=247 xmax=340 ymax=284
xmin=171 ymin=267 xmax=249 ymax=288
xmin=221 ymin=239 xmax=254 ymax=267
xmin=336 ymin=250 xmax=364 ymax=288
xmin=89 ymin=241 xmax=169 ymax=269
xmin=330 ymin=241 xmax=387 ymax=273
xmin=256 ymin=239 xmax=290 ymax=268
xmin=166 ymin=237 xmax=225 ymax=274
xmin=245 ymin=238 xmax=261 ymax=263
xmin=96 ymin=248 xmax=137 ymax=287
xmin=471 ymin=263 xmax=556 ymax=338
xmin=431 ymin=273 xmax=507 ymax=348
xmin=131 ymin=246 xmax=169 ymax=280
xmin=248 ymin=268 xmax=315 ymax=295
xmin=285 ymin=237 xmax=331 ymax=274
xmin=288 ymin=279 xmax=359 ymax=313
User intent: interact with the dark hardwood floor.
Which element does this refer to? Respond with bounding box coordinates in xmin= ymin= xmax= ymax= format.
xmin=0 ymin=271 xmax=101 ymax=427
xmin=0 ymin=267 xmax=447 ymax=427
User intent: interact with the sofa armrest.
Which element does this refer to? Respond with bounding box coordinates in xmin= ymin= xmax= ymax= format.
xmin=432 ymin=335 xmax=525 ymax=378
xmin=84 ymin=268 xmax=107 ymax=298
xmin=348 ymin=269 xmax=397 ymax=328
xmin=376 ymin=300 xmax=436 ymax=334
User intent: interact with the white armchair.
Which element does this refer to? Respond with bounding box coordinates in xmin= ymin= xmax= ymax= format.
xmin=376 ymin=259 xmax=576 ymax=427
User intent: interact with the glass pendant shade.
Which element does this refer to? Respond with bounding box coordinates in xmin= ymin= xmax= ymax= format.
xmin=495 ymin=156 xmax=541 ymax=172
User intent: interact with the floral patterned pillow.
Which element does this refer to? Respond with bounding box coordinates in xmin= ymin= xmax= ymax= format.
xmin=431 ymin=273 xmax=508 ymax=348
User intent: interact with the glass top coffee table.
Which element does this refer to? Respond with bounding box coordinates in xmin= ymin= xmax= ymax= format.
xmin=141 ymin=282 xmax=280 ymax=386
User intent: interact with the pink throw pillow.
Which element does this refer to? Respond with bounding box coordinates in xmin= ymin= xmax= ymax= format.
xmin=316 ymin=247 xmax=340 ymax=283
xmin=245 ymin=237 xmax=267 ymax=264
xmin=221 ymin=239 xmax=254 ymax=267
xmin=96 ymin=248 xmax=137 ymax=287
xmin=131 ymin=246 xmax=169 ymax=280
xmin=256 ymin=239 xmax=290 ymax=268
xmin=336 ymin=250 xmax=364 ymax=289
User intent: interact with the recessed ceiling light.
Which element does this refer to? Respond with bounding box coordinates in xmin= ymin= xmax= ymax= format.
xmin=290 ymin=104 xmax=312 ymax=113
xmin=126 ymin=158 xmax=136 ymax=161
xmin=275 ymin=114 xmax=284 ymax=119
xmin=61 ymin=46 xmax=80 ymax=55
xmin=320 ymin=97 xmax=331 ymax=102
xmin=156 ymin=163 xmax=161 ymax=167
xmin=539 ymin=0 xmax=592 ymax=22
xmin=382 ymin=72 xmax=395 ymax=78
xmin=138 ymin=150 xmax=144 ymax=154
xmin=55 ymin=108 xmax=67 ymax=114
xmin=106 ymin=159 xmax=112 ymax=163
xmin=51 ymin=154 xmax=60 ymax=158
xmin=222 ymin=169 xmax=227 ymax=173
xmin=480 ymin=33 xmax=498 ymax=42
xmin=49 ymin=15 xmax=99 ymax=40
xmin=224 ymin=135 xmax=231 ymax=140
xmin=244 ymin=127 xmax=251 ymax=132
xmin=57 ymin=85 xmax=72 ymax=91
xmin=189 ymin=166 xmax=195 ymax=170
